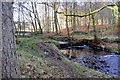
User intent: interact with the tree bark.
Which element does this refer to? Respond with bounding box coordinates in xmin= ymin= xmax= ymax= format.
xmin=73 ymin=2 xmax=76 ymax=31
xmin=0 ymin=1 xmax=2 ymax=79
xmin=18 ymin=2 xmax=22 ymax=36
xmin=90 ymin=2 xmax=97 ymax=39
xmin=117 ymin=1 xmax=120 ymax=35
xmin=65 ymin=2 xmax=70 ymax=39
xmin=54 ymin=3 xmax=58 ymax=34
xmin=21 ymin=4 xmax=25 ymax=36
xmin=2 ymin=2 xmax=20 ymax=78
xmin=34 ymin=2 xmax=43 ymax=34
xmin=31 ymin=2 xmax=37 ymax=32
xmin=29 ymin=11 xmax=36 ymax=32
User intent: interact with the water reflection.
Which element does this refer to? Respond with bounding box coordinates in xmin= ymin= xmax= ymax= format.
xmin=61 ymin=48 xmax=120 ymax=77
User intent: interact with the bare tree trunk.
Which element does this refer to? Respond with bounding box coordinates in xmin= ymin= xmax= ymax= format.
xmin=45 ymin=3 xmax=48 ymax=32
xmin=96 ymin=17 xmax=99 ymax=25
xmin=29 ymin=11 xmax=36 ymax=32
xmin=90 ymin=2 xmax=97 ymax=39
xmin=77 ymin=17 xmax=79 ymax=30
xmin=84 ymin=2 xmax=87 ymax=27
xmin=31 ymin=2 xmax=37 ymax=32
xmin=87 ymin=4 xmax=91 ymax=34
xmin=0 ymin=2 xmax=2 ymax=79
xmin=34 ymin=2 xmax=43 ymax=34
xmin=18 ymin=2 xmax=21 ymax=36
xmin=54 ymin=3 xmax=58 ymax=34
xmin=21 ymin=4 xmax=25 ymax=36
xmin=57 ymin=16 xmax=61 ymax=33
xmin=117 ymin=1 xmax=120 ymax=35
xmin=70 ymin=4 xmax=73 ymax=30
xmin=73 ymin=2 xmax=76 ymax=31
xmin=52 ymin=11 xmax=54 ymax=32
xmin=2 ymin=2 xmax=20 ymax=78
xmin=44 ymin=2 xmax=51 ymax=33
xmin=47 ymin=4 xmax=50 ymax=33
xmin=65 ymin=2 xmax=70 ymax=39
xmin=100 ymin=13 xmax=104 ymax=25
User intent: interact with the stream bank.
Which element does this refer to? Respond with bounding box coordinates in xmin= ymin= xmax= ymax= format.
xmin=17 ymin=34 xmax=113 ymax=78
xmin=52 ymin=36 xmax=120 ymax=77
xmin=61 ymin=46 xmax=120 ymax=77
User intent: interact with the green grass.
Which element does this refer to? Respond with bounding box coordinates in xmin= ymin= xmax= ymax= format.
xmin=17 ymin=34 xmax=113 ymax=78
xmin=62 ymin=58 xmax=111 ymax=78
xmin=115 ymin=38 xmax=120 ymax=43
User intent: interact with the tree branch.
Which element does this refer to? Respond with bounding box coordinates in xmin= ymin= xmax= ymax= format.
xmin=38 ymin=2 xmax=115 ymax=18
xmin=57 ymin=4 xmax=115 ymax=18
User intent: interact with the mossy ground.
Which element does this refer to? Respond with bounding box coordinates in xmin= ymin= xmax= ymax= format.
xmin=17 ymin=34 xmax=112 ymax=78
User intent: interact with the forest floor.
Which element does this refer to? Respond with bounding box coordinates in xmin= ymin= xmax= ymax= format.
xmin=44 ymin=24 xmax=120 ymax=52
xmin=16 ymin=34 xmax=113 ymax=78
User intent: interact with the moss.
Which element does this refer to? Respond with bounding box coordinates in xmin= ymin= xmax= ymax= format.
xmin=17 ymin=35 xmax=112 ymax=78
xmin=72 ymin=62 xmax=111 ymax=78
xmin=115 ymin=38 xmax=120 ymax=43
xmin=109 ymin=47 xmax=120 ymax=52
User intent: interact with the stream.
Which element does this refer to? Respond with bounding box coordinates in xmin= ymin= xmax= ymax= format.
xmin=60 ymin=44 xmax=120 ymax=77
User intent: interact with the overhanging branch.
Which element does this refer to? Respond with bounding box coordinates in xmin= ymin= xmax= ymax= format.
xmin=57 ymin=4 xmax=115 ymax=18
xmin=38 ymin=2 xmax=115 ymax=18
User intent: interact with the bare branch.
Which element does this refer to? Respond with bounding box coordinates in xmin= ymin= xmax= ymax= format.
xmin=57 ymin=4 xmax=115 ymax=18
xmin=39 ymin=2 xmax=115 ymax=18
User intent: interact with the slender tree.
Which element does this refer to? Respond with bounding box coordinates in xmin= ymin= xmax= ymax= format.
xmin=21 ymin=3 xmax=25 ymax=36
xmin=28 ymin=11 xmax=36 ymax=32
xmin=65 ymin=2 xmax=70 ymax=38
xmin=34 ymin=2 xmax=43 ymax=34
xmin=90 ymin=2 xmax=97 ymax=39
xmin=73 ymin=2 xmax=76 ymax=31
xmin=84 ymin=2 xmax=87 ymax=27
xmin=31 ymin=2 xmax=37 ymax=32
xmin=18 ymin=2 xmax=22 ymax=36
xmin=53 ymin=2 xmax=59 ymax=34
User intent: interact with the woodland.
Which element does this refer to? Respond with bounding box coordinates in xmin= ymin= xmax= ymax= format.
xmin=1 ymin=1 xmax=120 ymax=78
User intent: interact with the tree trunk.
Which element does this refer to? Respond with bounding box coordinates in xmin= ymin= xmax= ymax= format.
xmin=117 ymin=1 xmax=120 ymax=36
xmin=45 ymin=3 xmax=47 ymax=32
xmin=87 ymin=8 xmax=91 ymax=35
xmin=29 ymin=11 xmax=36 ymax=32
xmin=34 ymin=2 xmax=43 ymax=34
xmin=31 ymin=2 xmax=37 ymax=32
xmin=65 ymin=2 xmax=70 ymax=39
xmin=0 ymin=2 xmax=2 ymax=79
xmin=84 ymin=3 xmax=87 ymax=27
xmin=73 ymin=2 xmax=76 ymax=31
xmin=21 ymin=4 xmax=25 ymax=36
xmin=100 ymin=14 xmax=104 ymax=25
xmin=52 ymin=11 xmax=54 ymax=32
xmin=18 ymin=2 xmax=21 ymax=36
xmin=90 ymin=2 xmax=97 ymax=39
xmin=2 ymin=2 xmax=20 ymax=78
xmin=70 ymin=4 xmax=73 ymax=30
xmin=54 ymin=3 xmax=58 ymax=34
xmin=47 ymin=4 xmax=50 ymax=33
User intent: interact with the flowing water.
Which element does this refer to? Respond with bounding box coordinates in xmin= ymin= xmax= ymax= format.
xmin=61 ymin=46 xmax=120 ymax=77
